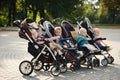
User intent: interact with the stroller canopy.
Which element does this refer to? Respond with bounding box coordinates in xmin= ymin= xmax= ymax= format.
xmin=61 ymin=20 xmax=75 ymax=38
xmin=81 ymin=17 xmax=94 ymax=38
xmin=43 ymin=21 xmax=55 ymax=38
xmin=19 ymin=18 xmax=38 ymax=40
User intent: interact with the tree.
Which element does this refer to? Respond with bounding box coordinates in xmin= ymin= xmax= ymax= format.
xmin=46 ymin=0 xmax=80 ymax=19
xmin=0 ymin=0 xmax=17 ymax=26
xmin=101 ymin=0 xmax=120 ymax=23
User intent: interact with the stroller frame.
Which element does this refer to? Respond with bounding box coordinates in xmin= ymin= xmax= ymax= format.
xmin=14 ymin=20 xmax=61 ymax=76
xmin=60 ymin=20 xmax=96 ymax=69
xmin=76 ymin=17 xmax=114 ymax=66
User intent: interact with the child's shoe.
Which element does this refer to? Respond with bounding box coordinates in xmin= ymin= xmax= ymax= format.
xmin=107 ymin=47 xmax=112 ymax=51
xmin=94 ymin=50 xmax=100 ymax=52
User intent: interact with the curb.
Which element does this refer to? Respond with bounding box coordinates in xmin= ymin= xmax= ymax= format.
xmin=0 ymin=27 xmax=18 ymax=31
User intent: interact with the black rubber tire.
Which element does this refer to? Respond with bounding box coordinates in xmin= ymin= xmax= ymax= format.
xmin=19 ymin=60 xmax=33 ymax=76
xmin=70 ymin=64 xmax=75 ymax=71
xmin=101 ymin=58 xmax=108 ymax=66
xmin=60 ymin=64 xmax=67 ymax=73
xmin=50 ymin=66 xmax=61 ymax=76
xmin=43 ymin=64 xmax=50 ymax=71
xmin=93 ymin=59 xmax=100 ymax=67
xmin=106 ymin=57 xmax=112 ymax=64
xmin=93 ymin=59 xmax=97 ymax=67
xmin=80 ymin=58 xmax=86 ymax=65
xmin=96 ymin=59 xmax=100 ymax=67
xmin=109 ymin=56 xmax=114 ymax=64
xmin=31 ymin=58 xmax=43 ymax=71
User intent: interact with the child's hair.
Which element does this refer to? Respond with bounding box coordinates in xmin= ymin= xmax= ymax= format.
xmin=93 ymin=28 xmax=100 ymax=32
xmin=54 ymin=27 xmax=62 ymax=31
xmin=93 ymin=28 xmax=100 ymax=36
xmin=79 ymin=28 xmax=87 ymax=33
xmin=79 ymin=28 xmax=88 ymax=37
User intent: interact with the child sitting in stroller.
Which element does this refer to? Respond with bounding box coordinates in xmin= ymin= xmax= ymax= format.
xmin=93 ymin=28 xmax=112 ymax=51
xmin=77 ymin=28 xmax=99 ymax=53
xmin=48 ymin=27 xmax=65 ymax=55
xmin=20 ymin=18 xmax=64 ymax=56
xmin=54 ymin=27 xmax=74 ymax=48
xmin=54 ymin=27 xmax=83 ymax=59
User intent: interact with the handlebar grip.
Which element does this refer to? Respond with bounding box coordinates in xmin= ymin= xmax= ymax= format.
xmin=13 ymin=20 xmax=21 ymax=28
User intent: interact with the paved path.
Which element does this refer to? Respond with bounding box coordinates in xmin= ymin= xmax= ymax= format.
xmin=0 ymin=29 xmax=120 ymax=80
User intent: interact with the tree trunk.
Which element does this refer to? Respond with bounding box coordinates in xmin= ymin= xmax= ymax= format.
xmin=33 ymin=10 xmax=38 ymax=21
xmin=8 ymin=2 xmax=12 ymax=26
xmin=22 ymin=0 xmax=27 ymax=19
xmin=8 ymin=0 xmax=16 ymax=26
xmin=12 ymin=0 xmax=16 ymax=25
xmin=39 ymin=6 xmax=45 ymax=18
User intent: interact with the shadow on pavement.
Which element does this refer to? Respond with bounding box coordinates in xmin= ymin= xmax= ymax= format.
xmin=22 ymin=63 xmax=120 ymax=80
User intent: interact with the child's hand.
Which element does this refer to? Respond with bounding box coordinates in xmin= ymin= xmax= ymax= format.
xmin=44 ymin=38 xmax=49 ymax=41
xmin=75 ymin=43 xmax=78 ymax=47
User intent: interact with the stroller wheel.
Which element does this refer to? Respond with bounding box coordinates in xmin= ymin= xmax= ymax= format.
xmin=96 ymin=59 xmax=100 ymax=67
xmin=43 ymin=63 xmax=50 ymax=71
xmin=80 ymin=58 xmax=86 ymax=65
xmin=93 ymin=59 xmax=96 ymax=67
xmin=109 ymin=56 xmax=114 ymax=64
xmin=60 ymin=64 xmax=67 ymax=73
xmin=70 ymin=61 xmax=79 ymax=71
xmin=70 ymin=64 xmax=76 ymax=71
xmin=87 ymin=57 xmax=93 ymax=69
xmin=106 ymin=57 xmax=112 ymax=64
xmin=19 ymin=60 xmax=33 ymax=76
xmin=31 ymin=58 xmax=43 ymax=71
xmin=50 ymin=66 xmax=61 ymax=76
xmin=101 ymin=58 xmax=108 ymax=66
xmin=87 ymin=61 xmax=93 ymax=69
xmin=93 ymin=59 xmax=100 ymax=67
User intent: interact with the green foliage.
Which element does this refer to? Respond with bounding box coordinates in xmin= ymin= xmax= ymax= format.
xmin=0 ymin=14 xmax=8 ymax=27
xmin=100 ymin=0 xmax=120 ymax=24
xmin=0 ymin=0 xmax=120 ymax=26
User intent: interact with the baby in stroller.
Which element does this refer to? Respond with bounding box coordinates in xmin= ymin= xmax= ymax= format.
xmin=47 ymin=27 xmax=65 ymax=56
xmin=23 ymin=20 xmax=64 ymax=56
xmin=54 ymin=26 xmax=85 ymax=70
xmin=93 ymin=28 xmax=112 ymax=51
xmin=77 ymin=28 xmax=99 ymax=53
xmin=53 ymin=26 xmax=82 ymax=59
xmin=76 ymin=17 xmax=114 ymax=66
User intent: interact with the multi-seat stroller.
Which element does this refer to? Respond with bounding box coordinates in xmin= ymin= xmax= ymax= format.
xmin=76 ymin=17 xmax=114 ymax=66
xmin=14 ymin=17 xmax=114 ymax=77
xmin=39 ymin=19 xmax=81 ymax=71
xmin=14 ymin=18 xmax=64 ymax=76
xmin=38 ymin=19 xmax=69 ymax=73
xmin=60 ymin=20 xmax=101 ymax=69
xmin=39 ymin=19 xmax=94 ymax=71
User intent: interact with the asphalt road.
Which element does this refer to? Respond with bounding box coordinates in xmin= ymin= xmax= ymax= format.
xmin=0 ymin=29 xmax=120 ymax=80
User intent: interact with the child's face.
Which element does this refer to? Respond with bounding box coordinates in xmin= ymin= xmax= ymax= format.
xmin=30 ymin=29 xmax=38 ymax=39
xmin=55 ymin=29 xmax=62 ymax=36
xmin=80 ymin=30 xmax=87 ymax=37
xmin=94 ymin=30 xmax=100 ymax=36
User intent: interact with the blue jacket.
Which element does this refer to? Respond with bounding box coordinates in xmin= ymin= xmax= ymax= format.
xmin=77 ymin=34 xmax=88 ymax=47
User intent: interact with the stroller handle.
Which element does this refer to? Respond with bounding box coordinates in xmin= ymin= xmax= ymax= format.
xmin=13 ymin=20 xmax=21 ymax=28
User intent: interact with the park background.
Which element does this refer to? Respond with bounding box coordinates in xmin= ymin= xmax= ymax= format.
xmin=0 ymin=0 xmax=120 ymax=27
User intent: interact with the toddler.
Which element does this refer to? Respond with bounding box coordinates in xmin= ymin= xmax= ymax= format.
xmin=77 ymin=28 xmax=99 ymax=53
xmin=93 ymin=28 xmax=112 ymax=51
